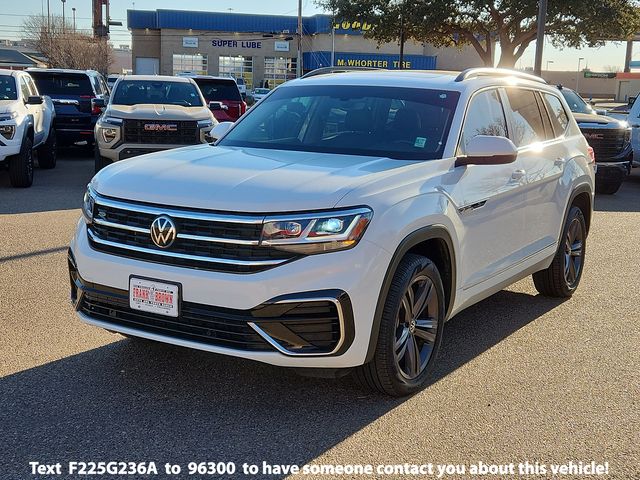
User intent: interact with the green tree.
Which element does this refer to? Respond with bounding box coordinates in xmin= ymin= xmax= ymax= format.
xmin=318 ymin=0 xmax=640 ymax=67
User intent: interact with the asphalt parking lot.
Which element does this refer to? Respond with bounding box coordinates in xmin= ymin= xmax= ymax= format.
xmin=1 ymin=150 xmax=638 ymax=479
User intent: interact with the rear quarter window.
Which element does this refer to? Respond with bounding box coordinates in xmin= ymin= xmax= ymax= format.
xmin=542 ymin=93 xmax=569 ymax=137
xmin=504 ymin=88 xmax=546 ymax=147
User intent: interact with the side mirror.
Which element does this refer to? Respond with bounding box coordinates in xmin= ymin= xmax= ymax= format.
xmin=629 ymin=96 xmax=636 ymax=106
xmin=92 ymin=98 xmax=106 ymax=109
xmin=27 ymin=95 xmax=43 ymax=105
xmin=209 ymin=121 xmax=233 ymax=142
xmin=455 ymin=135 xmax=518 ymax=167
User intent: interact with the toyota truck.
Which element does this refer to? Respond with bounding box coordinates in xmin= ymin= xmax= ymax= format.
xmin=93 ymin=75 xmax=217 ymax=172
xmin=0 ymin=69 xmax=56 ymax=188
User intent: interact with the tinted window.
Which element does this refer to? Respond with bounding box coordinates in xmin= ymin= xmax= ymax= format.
xmin=194 ymin=79 xmax=241 ymax=101
xmin=542 ymin=93 xmax=569 ymax=136
xmin=459 ymin=89 xmax=507 ymax=154
xmin=112 ymin=80 xmax=203 ymax=106
xmin=219 ymin=85 xmax=460 ymax=160
xmin=505 ymin=89 xmax=546 ymax=147
xmin=0 ymin=76 xmax=17 ymax=100
xmin=559 ymin=88 xmax=592 ymax=114
xmin=29 ymin=72 xmax=93 ymax=96
xmin=25 ymin=76 xmax=38 ymax=96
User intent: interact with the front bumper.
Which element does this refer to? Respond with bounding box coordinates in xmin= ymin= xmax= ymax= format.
xmin=69 ymin=220 xmax=391 ymax=368
xmin=595 ymin=161 xmax=630 ymax=183
xmin=0 ymin=142 xmax=21 ymax=162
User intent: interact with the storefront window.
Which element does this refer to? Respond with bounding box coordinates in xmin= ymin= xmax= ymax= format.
xmin=263 ymin=57 xmax=297 ymax=87
xmin=219 ymin=55 xmax=253 ymax=89
xmin=173 ymin=54 xmax=208 ymax=75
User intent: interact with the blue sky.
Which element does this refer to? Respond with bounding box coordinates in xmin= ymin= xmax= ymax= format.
xmin=0 ymin=0 xmax=632 ymax=71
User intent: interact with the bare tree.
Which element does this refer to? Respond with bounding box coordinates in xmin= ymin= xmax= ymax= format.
xmin=23 ymin=15 xmax=113 ymax=74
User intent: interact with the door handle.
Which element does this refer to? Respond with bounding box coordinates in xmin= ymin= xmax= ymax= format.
xmin=511 ymin=169 xmax=526 ymax=181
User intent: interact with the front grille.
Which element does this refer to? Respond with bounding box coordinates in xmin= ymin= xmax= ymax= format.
xmin=581 ymin=128 xmax=627 ymax=160
xmin=73 ymin=278 xmax=345 ymax=354
xmin=79 ymin=289 xmax=272 ymax=351
xmin=122 ymin=119 xmax=199 ymax=145
xmin=87 ymin=196 xmax=298 ymax=273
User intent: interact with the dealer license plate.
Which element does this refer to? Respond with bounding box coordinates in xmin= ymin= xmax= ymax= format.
xmin=129 ymin=277 xmax=179 ymax=317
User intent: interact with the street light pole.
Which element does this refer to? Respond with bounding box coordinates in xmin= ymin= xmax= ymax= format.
xmin=533 ymin=0 xmax=548 ymax=76
xmin=296 ymin=0 xmax=302 ymax=77
xmin=61 ymin=0 xmax=66 ymax=33
xmin=72 ymin=7 xmax=76 ymax=32
xmin=576 ymin=57 xmax=585 ymax=92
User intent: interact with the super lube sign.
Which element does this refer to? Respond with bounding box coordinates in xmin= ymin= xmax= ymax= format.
xmin=211 ymin=39 xmax=262 ymax=49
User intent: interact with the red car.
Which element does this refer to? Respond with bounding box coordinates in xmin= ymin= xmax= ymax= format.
xmin=191 ymin=76 xmax=246 ymax=122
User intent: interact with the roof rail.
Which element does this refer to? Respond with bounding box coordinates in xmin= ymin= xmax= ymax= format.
xmin=455 ymin=68 xmax=547 ymax=84
xmin=300 ymin=66 xmax=382 ymax=79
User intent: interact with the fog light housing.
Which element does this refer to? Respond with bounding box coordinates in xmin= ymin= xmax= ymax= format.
xmin=0 ymin=124 xmax=15 ymax=140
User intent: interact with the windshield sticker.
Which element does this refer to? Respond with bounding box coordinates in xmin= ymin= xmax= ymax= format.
xmin=414 ymin=137 xmax=427 ymax=148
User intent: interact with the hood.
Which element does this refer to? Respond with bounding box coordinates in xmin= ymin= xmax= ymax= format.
xmin=106 ymin=104 xmax=212 ymax=121
xmin=92 ymin=145 xmax=413 ymax=212
xmin=0 ymin=100 xmax=17 ymax=115
xmin=573 ymin=112 xmax=628 ymax=129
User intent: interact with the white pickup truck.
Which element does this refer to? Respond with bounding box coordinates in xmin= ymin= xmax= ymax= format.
xmin=0 ymin=69 xmax=56 ymax=187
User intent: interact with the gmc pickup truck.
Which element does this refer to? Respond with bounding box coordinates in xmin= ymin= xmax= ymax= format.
xmin=0 ymin=69 xmax=56 ymax=187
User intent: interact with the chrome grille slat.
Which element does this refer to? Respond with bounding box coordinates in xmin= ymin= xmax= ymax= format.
xmin=88 ymin=194 xmax=297 ymax=273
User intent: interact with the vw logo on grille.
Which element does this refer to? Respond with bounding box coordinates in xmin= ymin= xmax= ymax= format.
xmin=150 ymin=215 xmax=177 ymax=248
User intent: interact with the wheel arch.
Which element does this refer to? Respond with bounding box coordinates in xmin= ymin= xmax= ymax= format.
xmin=567 ymin=183 xmax=593 ymax=235
xmin=364 ymin=225 xmax=456 ymax=363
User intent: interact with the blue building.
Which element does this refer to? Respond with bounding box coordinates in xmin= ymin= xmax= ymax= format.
xmin=127 ymin=9 xmax=450 ymax=89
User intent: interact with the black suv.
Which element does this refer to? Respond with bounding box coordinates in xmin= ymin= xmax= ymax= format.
xmin=28 ymin=69 xmax=109 ymax=148
xmin=558 ymin=85 xmax=632 ymax=194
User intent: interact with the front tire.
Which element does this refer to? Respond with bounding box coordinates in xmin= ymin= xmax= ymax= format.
xmin=595 ymin=179 xmax=622 ymax=195
xmin=37 ymin=128 xmax=57 ymax=169
xmin=532 ymin=206 xmax=586 ymax=297
xmin=94 ymin=144 xmax=112 ymax=173
xmin=354 ymin=254 xmax=445 ymax=396
xmin=8 ymin=135 xmax=34 ymax=188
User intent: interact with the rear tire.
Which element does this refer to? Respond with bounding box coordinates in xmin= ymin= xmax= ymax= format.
xmin=94 ymin=144 xmax=112 ymax=173
xmin=354 ymin=254 xmax=445 ymax=396
xmin=8 ymin=135 xmax=34 ymax=188
xmin=595 ymin=179 xmax=622 ymax=195
xmin=37 ymin=128 xmax=57 ymax=169
xmin=532 ymin=206 xmax=586 ymax=298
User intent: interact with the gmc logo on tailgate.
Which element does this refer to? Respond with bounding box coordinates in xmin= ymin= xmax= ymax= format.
xmin=144 ymin=123 xmax=178 ymax=132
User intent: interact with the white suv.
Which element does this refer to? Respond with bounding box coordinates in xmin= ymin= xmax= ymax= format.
xmin=69 ymin=68 xmax=595 ymax=396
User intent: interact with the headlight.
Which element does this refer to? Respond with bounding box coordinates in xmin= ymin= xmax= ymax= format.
xmin=197 ymin=118 xmax=214 ymax=128
xmin=100 ymin=127 xmax=118 ymax=143
xmin=261 ymin=207 xmax=373 ymax=254
xmin=0 ymin=124 xmax=15 ymax=140
xmin=82 ymin=185 xmax=96 ymax=223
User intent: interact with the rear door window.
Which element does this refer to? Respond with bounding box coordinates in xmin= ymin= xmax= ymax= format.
xmin=29 ymin=72 xmax=93 ymax=96
xmin=504 ymin=88 xmax=547 ymax=147
xmin=542 ymin=93 xmax=569 ymax=137
xmin=459 ymin=89 xmax=508 ymax=154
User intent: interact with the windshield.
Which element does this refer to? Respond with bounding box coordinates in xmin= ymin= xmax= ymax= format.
xmin=29 ymin=72 xmax=93 ymax=96
xmin=194 ymin=79 xmax=241 ymax=101
xmin=559 ymin=89 xmax=593 ymax=114
xmin=219 ymin=85 xmax=460 ymax=160
xmin=112 ymin=80 xmax=203 ymax=106
xmin=0 ymin=76 xmax=17 ymax=100
xmin=254 ymin=88 xmax=270 ymax=95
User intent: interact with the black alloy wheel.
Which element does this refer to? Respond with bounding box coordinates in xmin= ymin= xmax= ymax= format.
xmin=395 ymin=274 xmax=439 ymax=380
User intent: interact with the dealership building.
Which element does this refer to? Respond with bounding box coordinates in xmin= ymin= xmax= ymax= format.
xmin=127 ymin=9 xmax=482 ymax=89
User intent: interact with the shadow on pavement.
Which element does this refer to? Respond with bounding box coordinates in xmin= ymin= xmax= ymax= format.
xmin=0 ymin=148 xmax=93 ymax=215
xmin=594 ymin=170 xmax=640 ymax=213
xmin=1 ymin=289 xmax=565 ymax=478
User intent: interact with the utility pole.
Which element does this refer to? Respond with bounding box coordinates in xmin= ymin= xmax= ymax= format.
xmin=72 ymin=7 xmax=76 ymax=32
xmin=297 ymin=0 xmax=302 ymax=77
xmin=399 ymin=11 xmax=405 ymax=69
xmin=533 ymin=0 xmax=547 ymax=76
xmin=61 ymin=0 xmax=66 ymax=33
